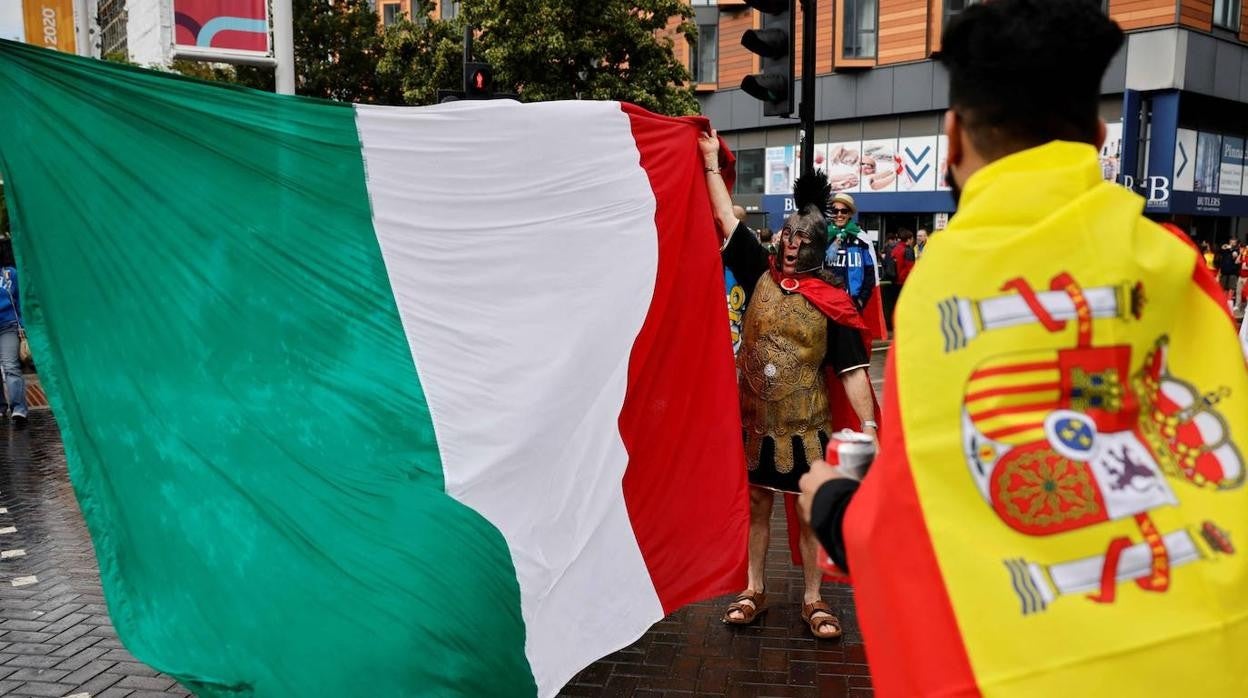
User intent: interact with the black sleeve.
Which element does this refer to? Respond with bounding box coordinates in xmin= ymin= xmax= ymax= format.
xmin=825 ymin=321 xmax=871 ymax=374
xmin=722 ymin=222 xmax=770 ymax=299
xmin=810 ymin=478 xmax=861 ymax=572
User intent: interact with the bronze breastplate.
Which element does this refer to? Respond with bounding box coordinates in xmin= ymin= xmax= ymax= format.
xmin=738 ymin=275 xmax=829 ymax=474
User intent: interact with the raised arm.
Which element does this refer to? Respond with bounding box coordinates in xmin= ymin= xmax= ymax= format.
xmin=698 ymin=129 xmax=738 ymax=245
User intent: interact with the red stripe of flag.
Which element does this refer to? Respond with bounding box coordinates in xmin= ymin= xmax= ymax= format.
xmin=617 ymin=103 xmax=748 ymax=614
xmin=965 ymin=382 xmax=1061 ymax=403
xmin=844 ymin=347 xmax=981 ymax=696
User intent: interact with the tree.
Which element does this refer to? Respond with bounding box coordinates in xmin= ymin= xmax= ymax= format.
xmin=230 ymin=0 xmax=402 ymax=102
xmin=461 ymin=0 xmax=699 ymax=116
xmin=376 ymin=3 xmax=464 ymax=106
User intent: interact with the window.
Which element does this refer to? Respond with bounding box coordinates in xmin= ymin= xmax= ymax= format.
xmin=734 ymin=149 xmax=766 ymax=195
xmin=441 ymin=0 xmax=460 ymax=19
xmin=382 ymin=2 xmax=401 ymax=26
xmin=690 ymin=0 xmax=718 ymax=5
xmin=691 ymin=22 xmax=718 ymax=84
xmin=1214 ymin=0 xmax=1241 ymax=30
xmin=944 ymin=0 xmax=979 ymax=24
xmin=842 ymin=0 xmax=877 ymax=59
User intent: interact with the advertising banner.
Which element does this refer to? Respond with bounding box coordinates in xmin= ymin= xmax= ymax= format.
xmin=1218 ymin=136 xmax=1244 ymax=197
xmin=21 ymin=0 xmax=76 ymax=53
xmin=824 ymin=141 xmax=862 ymax=194
xmin=1099 ymin=122 xmax=1122 ymax=182
xmin=860 ymin=139 xmax=899 ymax=193
xmin=174 ymin=0 xmax=270 ymax=58
xmin=1194 ymin=132 xmax=1221 ymax=193
xmin=764 ymin=146 xmax=794 ymax=195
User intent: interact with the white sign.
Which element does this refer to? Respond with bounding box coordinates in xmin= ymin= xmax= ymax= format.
xmin=1220 ymin=136 xmax=1245 ymax=197
xmin=898 ymin=136 xmax=938 ymax=192
xmin=1173 ymin=128 xmax=1197 ymax=192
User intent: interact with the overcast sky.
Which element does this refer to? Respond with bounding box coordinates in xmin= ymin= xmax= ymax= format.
xmin=0 ymin=2 xmax=23 ymax=43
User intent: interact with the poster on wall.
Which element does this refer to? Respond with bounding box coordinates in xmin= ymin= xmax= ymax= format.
xmin=21 ymin=0 xmax=76 ymax=53
xmin=897 ymin=136 xmax=938 ymax=192
xmin=765 ymin=146 xmax=795 ymax=196
xmin=1194 ymin=132 xmax=1222 ymax=193
xmin=824 ymin=141 xmax=862 ymax=193
xmin=174 ymin=0 xmax=271 ymax=59
xmin=1173 ymin=128 xmax=1198 ymax=192
xmin=860 ymin=139 xmax=900 ymax=192
xmin=1218 ymin=136 xmax=1244 ymax=197
xmin=936 ymin=135 xmax=951 ymax=191
xmin=1099 ymin=122 xmax=1122 ymax=182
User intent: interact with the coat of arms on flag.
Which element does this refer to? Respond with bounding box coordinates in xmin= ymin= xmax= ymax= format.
xmin=954 ymin=273 xmax=1242 ymax=614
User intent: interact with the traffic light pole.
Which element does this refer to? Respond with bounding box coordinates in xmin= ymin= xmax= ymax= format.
xmin=799 ymin=0 xmax=816 ymax=179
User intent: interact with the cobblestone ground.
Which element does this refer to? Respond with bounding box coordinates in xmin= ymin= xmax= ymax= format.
xmin=0 ymin=348 xmax=885 ymax=697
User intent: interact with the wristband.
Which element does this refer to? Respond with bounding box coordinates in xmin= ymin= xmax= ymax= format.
xmin=704 ymin=167 xmax=720 ymax=174
xmin=861 ymin=420 xmax=878 ymax=431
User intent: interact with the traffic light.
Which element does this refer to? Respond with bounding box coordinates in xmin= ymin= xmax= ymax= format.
xmin=464 ymin=62 xmax=493 ymax=99
xmin=740 ymin=0 xmax=794 ymax=117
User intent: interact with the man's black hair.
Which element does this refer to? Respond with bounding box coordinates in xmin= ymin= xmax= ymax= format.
xmin=940 ymin=0 xmax=1124 ymax=159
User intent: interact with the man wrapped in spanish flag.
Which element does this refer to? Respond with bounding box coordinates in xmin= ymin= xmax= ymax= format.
xmin=799 ymin=1 xmax=1248 ymax=696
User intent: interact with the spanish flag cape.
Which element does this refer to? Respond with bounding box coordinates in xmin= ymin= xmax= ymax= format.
xmin=846 ymin=142 xmax=1248 ymax=697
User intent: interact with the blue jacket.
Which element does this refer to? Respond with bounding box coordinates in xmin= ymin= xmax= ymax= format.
xmin=825 ymin=236 xmax=876 ymax=309
xmin=0 ymin=267 xmax=21 ymax=329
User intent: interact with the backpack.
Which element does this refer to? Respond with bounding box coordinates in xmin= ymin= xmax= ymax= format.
xmin=880 ymin=243 xmax=898 ymax=283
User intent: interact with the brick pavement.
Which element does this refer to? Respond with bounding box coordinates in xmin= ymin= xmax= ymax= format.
xmin=0 ymin=411 xmax=190 ymax=698
xmin=0 ymin=348 xmax=885 ymax=697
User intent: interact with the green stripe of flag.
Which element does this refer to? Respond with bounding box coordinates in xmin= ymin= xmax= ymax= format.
xmin=0 ymin=40 xmax=534 ymax=696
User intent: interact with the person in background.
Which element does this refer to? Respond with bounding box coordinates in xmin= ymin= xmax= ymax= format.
xmin=1236 ymin=241 xmax=1247 ymax=317
xmin=1201 ymin=241 xmax=1216 ymax=271
xmin=824 ymin=193 xmax=876 ymax=310
xmin=882 ymin=229 xmax=915 ymax=330
xmin=1217 ymin=239 xmax=1240 ymax=309
xmin=0 ymin=250 xmax=26 ymax=426
xmin=915 ymin=228 xmax=929 ymax=260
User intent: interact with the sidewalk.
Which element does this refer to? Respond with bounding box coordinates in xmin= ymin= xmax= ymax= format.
xmin=1 ymin=352 xmax=884 ymax=697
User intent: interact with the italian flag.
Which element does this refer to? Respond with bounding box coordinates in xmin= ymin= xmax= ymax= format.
xmin=0 ymin=40 xmax=748 ymax=696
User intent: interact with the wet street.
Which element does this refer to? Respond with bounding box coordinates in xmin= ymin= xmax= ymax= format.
xmin=0 ymin=347 xmax=886 ymax=697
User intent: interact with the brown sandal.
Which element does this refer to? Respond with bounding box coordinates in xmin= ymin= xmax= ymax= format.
xmin=802 ymin=601 xmax=842 ymax=639
xmin=722 ymin=590 xmax=767 ymax=625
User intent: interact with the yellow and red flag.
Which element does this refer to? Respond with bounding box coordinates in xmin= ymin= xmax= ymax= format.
xmin=846 ymin=142 xmax=1248 ymax=697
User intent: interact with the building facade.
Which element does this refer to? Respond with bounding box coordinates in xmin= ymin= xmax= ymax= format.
xmin=685 ymin=0 xmax=1248 ymax=245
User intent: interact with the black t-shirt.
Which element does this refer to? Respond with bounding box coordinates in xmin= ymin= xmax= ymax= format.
xmin=722 ymin=222 xmax=870 ymax=374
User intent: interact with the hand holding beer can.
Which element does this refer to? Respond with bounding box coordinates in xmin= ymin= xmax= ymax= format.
xmin=826 ymin=429 xmax=876 ymax=481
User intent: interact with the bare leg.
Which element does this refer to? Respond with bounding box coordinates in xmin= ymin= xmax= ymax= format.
xmin=799 ymin=512 xmax=842 ymax=638
xmin=725 ymin=486 xmax=773 ymax=622
xmin=746 ymin=486 xmax=773 ymax=593
xmin=797 ymin=513 xmax=824 ymax=605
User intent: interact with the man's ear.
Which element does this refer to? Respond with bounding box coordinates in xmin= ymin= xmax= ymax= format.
xmin=1095 ymin=118 xmax=1107 ymax=151
xmin=944 ymin=110 xmax=962 ymax=168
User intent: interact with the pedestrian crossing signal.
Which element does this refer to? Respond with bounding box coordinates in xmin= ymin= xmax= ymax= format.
xmin=465 ymin=62 xmax=493 ymax=99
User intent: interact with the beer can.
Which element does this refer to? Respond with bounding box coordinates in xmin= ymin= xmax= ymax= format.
xmin=825 ymin=429 xmax=876 ymax=481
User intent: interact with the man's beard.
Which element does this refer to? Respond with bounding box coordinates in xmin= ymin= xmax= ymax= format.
xmin=944 ymin=168 xmax=962 ymax=207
